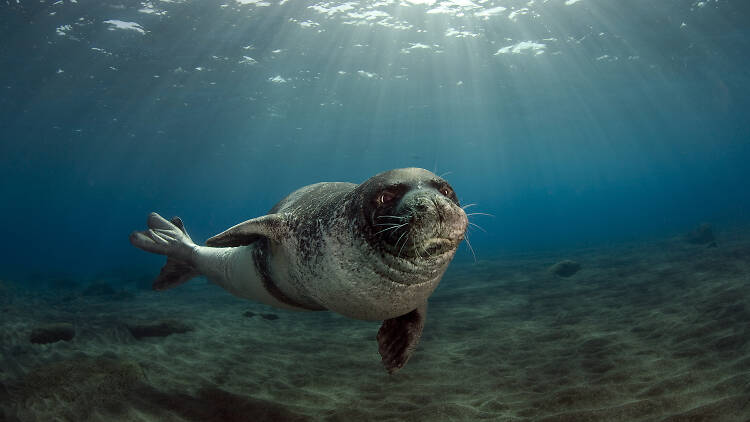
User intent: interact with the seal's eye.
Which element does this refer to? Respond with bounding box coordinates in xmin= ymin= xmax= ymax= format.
xmin=440 ymin=186 xmax=453 ymax=197
xmin=377 ymin=190 xmax=396 ymax=206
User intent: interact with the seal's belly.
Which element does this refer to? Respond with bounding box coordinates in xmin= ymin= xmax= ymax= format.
xmin=322 ymin=277 xmax=440 ymax=320
xmin=292 ymin=251 xmax=442 ymax=321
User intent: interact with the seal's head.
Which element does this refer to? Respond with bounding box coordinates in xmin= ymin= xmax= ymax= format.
xmin=353 ymin=168 xmax=468 ymax=278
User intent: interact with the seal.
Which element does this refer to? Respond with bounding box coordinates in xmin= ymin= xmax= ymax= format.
xmin=130 ymin=167 xmax=468 ymax=373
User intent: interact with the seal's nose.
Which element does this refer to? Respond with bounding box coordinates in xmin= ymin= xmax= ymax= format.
xmin=432 ymin=194 xmax=468 ymax=237
xmin=415 ymin=200 xmax=430 ymax=212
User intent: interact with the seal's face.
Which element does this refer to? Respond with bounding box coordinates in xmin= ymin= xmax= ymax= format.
xmin=358 ymin=168 xmax=468 ymax=268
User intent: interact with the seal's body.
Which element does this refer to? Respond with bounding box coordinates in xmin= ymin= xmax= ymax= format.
xmin=130 ymin=168 xmax=467 ymax=373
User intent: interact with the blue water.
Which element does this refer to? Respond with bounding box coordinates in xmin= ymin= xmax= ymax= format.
xmin=1 ymin=0 xmax=748 ymax=281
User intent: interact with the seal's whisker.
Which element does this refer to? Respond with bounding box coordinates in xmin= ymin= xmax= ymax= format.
xmin=412 ymin=237 xmax=423 ymax=259
xmin=377 ymin=215 xmax=405 ymax=220
xmin=439 ymin=171 xmax=453 ymax=179
xmin=374 ymin=222 xmax=401 ymax=227
xmin=463 ymin=234 xmax=477 ymax=263
xmin=461 ymin=203 xmax=478 ymax=210
xmin=396 ymin=230 xmax=409 ymax=258
xmin=468 ymin=222 xmax=487 ymax=233
xmin=373 ymin=223 xmax=408 ymax=236
xmin=466 ymin=212 xmax=495 ymax=217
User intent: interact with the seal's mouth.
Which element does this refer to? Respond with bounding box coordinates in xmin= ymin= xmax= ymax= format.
xmin=422 ymin=238 xmax=455 ymax=256
xmin=399 ymin=232 xmax=465 ymax=258
xmin=396 ymin=237 xmax=458 ymax=260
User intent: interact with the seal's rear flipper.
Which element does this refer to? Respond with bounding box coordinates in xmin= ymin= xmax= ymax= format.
xmin=129 ymin=213 xmax=199 ymax=290
xmin=153 ymin=256 xmax=199 ymax=291
xmin=377 ymin=304 xmax=427 ymax=374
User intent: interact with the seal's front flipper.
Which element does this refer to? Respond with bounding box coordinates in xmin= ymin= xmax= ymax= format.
xmin=206 ymin=214 xmax=287 ymax=247
xmin=130 ymin=213 xmax=199 ymax=290
xmin=377 ymin=303 xmax=427 ymax=374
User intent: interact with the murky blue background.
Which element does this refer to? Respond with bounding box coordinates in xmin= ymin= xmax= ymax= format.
xmin=1 ymin=0 xmax=748 ymax=280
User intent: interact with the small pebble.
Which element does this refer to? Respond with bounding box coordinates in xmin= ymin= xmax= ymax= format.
xmin=30 ymin=323 xmax=75 ymax=344
xmin=126 ymin=320 xmax=192 ymax=339
xmin=549 ymin=260 xmax=581 ymax=278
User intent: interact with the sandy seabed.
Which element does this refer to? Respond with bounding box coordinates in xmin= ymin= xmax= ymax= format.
xmin=1 ymin=229 xmax=750 ymax=421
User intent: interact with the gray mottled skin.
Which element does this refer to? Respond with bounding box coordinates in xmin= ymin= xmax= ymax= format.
xmin=130 ymin=167 xmax=468 ymax=372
